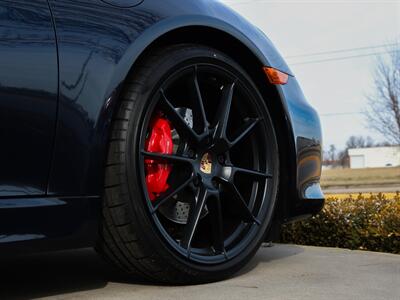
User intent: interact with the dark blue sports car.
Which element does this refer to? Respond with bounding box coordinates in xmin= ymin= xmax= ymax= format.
xmin=0 ymin=0 xmax=324 ymax=283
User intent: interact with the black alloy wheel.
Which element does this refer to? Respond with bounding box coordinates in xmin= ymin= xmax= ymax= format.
xmin=98 ymin=44 xmax=279 ymax=284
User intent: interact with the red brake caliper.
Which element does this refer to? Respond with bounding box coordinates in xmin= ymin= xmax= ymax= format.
xmin=145 ymin=114 xmax=173 ymax=201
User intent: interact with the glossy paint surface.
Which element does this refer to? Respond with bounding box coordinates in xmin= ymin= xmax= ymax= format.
xmin=0 ymin=1 xmax=58 ymax=197
xmin=0 ymin=196 xmax=100 ymax=253
xmin=100 ymin=0 xmax=143 ymax=7
xmin=278 ymin=78 xmax=324 ymax=219
xmin=0 ymin=0 xmax=323 ymax=252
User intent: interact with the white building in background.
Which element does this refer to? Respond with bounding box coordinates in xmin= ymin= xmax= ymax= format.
xmin=348 ymin=146 xmax=400 ymax=169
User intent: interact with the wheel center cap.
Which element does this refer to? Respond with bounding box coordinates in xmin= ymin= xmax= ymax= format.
xmin=200 ymin=152 xmax=213 ymax=174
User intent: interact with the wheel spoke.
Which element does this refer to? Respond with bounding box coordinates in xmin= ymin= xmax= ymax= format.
xmin=213 ymin=81 xmax=236 ymax=140
xmin=219 ymin=179 xmax=260 ymax=225
xmin=141 ymin=150 xmax=193 ymax=165
xmin=192 ymin=66 xmax=209 ymax=135
xmin=181 ymin=186 xmax=209 ymax=254
xmin=229 ymin=117 xmax=260 ymax=148
xmin=207 ymin=195 xmax=225 ymax=254
xmin=151 ymin=176 xmax=195 ymax=213
xmin=233 ymin=166 xmax=272 ymax=181
xmin=159 ymin=90 xmax=200 ymax=145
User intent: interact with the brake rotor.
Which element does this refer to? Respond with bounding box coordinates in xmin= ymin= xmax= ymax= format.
xmin=159 ymin=108 xmax=192 ymax=224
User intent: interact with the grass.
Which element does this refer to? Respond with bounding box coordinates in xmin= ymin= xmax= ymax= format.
xmin=321 ymin=167 xmax=400 ymax=188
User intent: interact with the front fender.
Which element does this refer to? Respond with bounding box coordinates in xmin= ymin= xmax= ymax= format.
xmin=106 ymin=2 xmax=293 ymax=100
xmin=47 ymin=0 xmax=293 ymax=196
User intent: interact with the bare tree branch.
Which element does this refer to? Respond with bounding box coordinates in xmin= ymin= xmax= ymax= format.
xmin=364 ymin=42 xmax=400 ymax=144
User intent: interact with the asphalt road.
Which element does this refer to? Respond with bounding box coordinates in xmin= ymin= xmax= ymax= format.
xmin=1 ymin=244 xmax=399 ymax=300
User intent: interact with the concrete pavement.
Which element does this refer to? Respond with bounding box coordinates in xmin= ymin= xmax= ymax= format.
xmin=1 ymin=244 xmax=399 ymax=300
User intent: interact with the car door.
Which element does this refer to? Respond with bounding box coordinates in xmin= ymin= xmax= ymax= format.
xmin=0 ymin=1 xmax=58 ymax=196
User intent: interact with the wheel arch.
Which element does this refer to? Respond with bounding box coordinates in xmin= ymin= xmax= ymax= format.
xmin=113 ymin=25 xmax=298 ymax=225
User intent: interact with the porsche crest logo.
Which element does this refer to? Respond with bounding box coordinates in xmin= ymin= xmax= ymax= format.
xmin=200 ymin=153 xmax=212 ymax=174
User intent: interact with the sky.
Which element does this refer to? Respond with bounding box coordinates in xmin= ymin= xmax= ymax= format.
xmin=220 ymin=0 xmax=400 ymax=150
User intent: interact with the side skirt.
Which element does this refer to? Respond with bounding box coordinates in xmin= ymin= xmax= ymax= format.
xmin=0 ymin=196 xmax=101 ymax=255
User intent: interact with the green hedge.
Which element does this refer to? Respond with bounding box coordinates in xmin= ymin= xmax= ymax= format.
xmin=281 ymin=193 xmax=400 ymax=254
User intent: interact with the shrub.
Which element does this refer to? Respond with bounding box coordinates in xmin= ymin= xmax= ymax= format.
xmin=281 ymin=192 xmax=400 ymax=254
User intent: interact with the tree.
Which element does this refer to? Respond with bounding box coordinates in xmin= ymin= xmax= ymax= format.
xmin=337 ymin=149 xmax=349 ymax=168
xmin=328 ymin=144 xmax=336 ymax=162
xmin=365 ymin=43 xmax=400 ymax=144
xmin=322 ymin=144 xmax=338 ymax=167
xmin=345 ymin=135 xmax=375 ymax=149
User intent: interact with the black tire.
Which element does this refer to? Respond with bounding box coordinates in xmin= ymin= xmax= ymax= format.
xmin=97 ymin=44 xmax=279 ymax=284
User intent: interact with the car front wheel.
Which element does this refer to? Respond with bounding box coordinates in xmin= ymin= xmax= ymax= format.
xmin=97 ymin=44 xmax=279 ymax=284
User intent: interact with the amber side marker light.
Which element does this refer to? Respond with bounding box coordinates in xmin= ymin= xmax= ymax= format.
xmin=263 ymin=67 xmax=289 ymax=85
